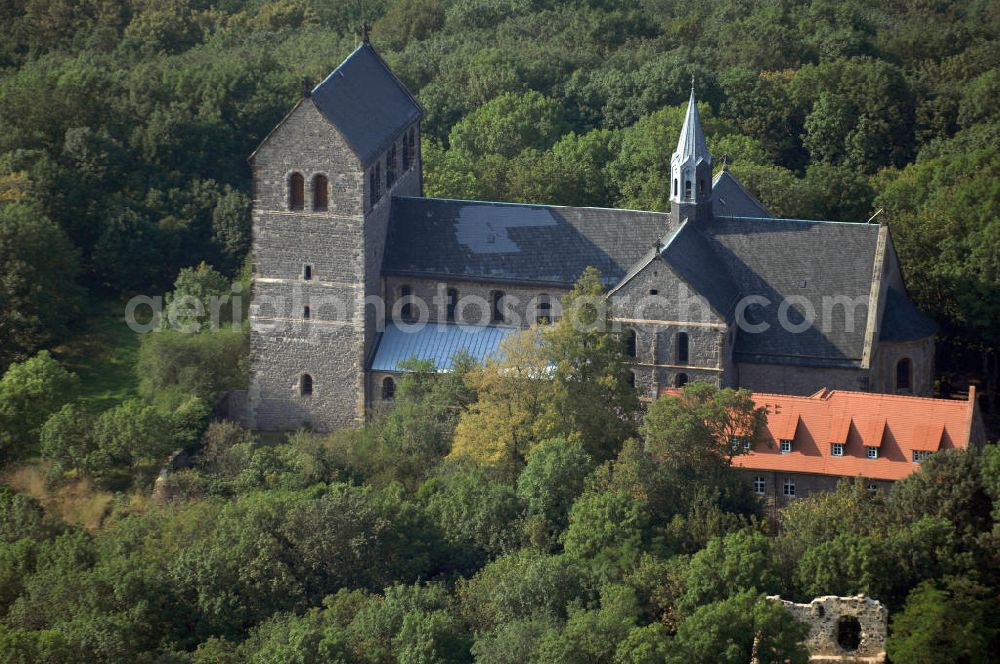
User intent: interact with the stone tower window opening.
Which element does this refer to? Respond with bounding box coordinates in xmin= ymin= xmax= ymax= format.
xmin=303 ymin=264 xmax=312 ymax=281
xmin=399 ymin=285 xmax=413 ymax=320
xmin=303 ymin=305 xmax=310 ymax=320
xmin=895 ymin=358 xmax=912 ymax=391
xmin=312 ymin=174 xmax=328 ymax=211
xmin=382 ymin=376 xmax=396 ymax=401
xmin=289 ymin=172 xmax=304 ymax=210
xmin=300 ymin=374 xmax=313 ymax=397
xmin=625 ymin=329 xmax=637 ymax=358
xmin=491 ymin=291 xmax=505 ymax=323
xmin=675 ymin=372 xmax=688 ymax=387
xmin=673 ymin=178 xmax=678 ymax=197
xmin=676 ymin=332 xmax=689 ymax=364
xmin=446 ymin=288 xmax=458 ymax=322
xmin=627 ymin=371 xmax=635 ymax=388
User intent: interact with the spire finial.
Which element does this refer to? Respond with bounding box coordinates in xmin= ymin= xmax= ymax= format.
xmin=361 ymin=23 xmax=370 ymax=44
xmin=691 ymin=74 xmax=695 ymax=93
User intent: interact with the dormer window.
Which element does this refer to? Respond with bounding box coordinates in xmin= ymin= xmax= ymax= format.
xmin=866 ymin=446 xmax=878 ymax=459
xmin=831 ymin=443 xmax=844 ymax=457
xmin=780 ymin=439 xmax=792 ymax=454
xmin=913 ymin=450 xmax=932 ymax=463
xmin=289 ymin=172 xmax=304 ymax=210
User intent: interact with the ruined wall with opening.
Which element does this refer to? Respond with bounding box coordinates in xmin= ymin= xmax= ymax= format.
xmin=768 ymin=594 xmax=887 ymax=663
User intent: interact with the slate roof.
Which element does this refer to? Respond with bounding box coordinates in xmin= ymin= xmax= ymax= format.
xmin=707 ymin=216 xmax=882 ymax=366
xmin=711 ymin=170 xmax=772 ymax=218
xmin=370 ymin=321 xmax=517 ymax=372
xmin=310 ymin=43 xmax=422 ymax=166
xmin=880 ymin=287 xmax=938 ymax=342
xmin=659 ymin=221 xmax=740 ymax=318
xmin=383 ymin=197 xmax=671 ymax=287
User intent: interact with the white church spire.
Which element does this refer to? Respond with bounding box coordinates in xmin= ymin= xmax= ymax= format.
xmin=674 ymin=82 xmax=711 ymax=163
xmin=669 ymin=82 xmax=713 ymax=216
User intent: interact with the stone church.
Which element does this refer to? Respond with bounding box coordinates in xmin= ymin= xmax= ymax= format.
xmin=247 ymin=39 xmax=936 ymax=432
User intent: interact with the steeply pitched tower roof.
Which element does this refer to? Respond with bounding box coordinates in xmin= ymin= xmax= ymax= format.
xmin=674 ymin=87 xmax=711 ymax=163
xmin=310 ymin=42 xmax=422 ymax=165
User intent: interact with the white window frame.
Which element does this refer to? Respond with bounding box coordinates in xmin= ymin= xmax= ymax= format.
xmin=867 ymin=446 xmax=878 ymax=460
xmin=780 ymin=439 xmax=792 ymax=454
xmin=831 ymin=443 xmax=844 ymax=457
xmin=913 ymin=450 xmax=932 ymax=463
xmin=782 ymin=478 xmax=796 ymax=497
xmin=753 ymin=476 xmax=765 ymax=495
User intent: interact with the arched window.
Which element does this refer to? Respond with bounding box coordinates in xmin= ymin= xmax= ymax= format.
xmin=896 ymin=358 xmax=912 ymax=390
xmin=699 ymin=178 xmax=705 ymax=198
xmin=303 ymin=305 xmax=311 ymax=320
xmin=386 ymin=144 xmax=397 ymax=189
xmin=312 ymin=174 xmax=328 ymax=211
xmin=400 ymin=285 xmax=413 ymax=320
xmin=536 ymin=294 xmax=551 ymax=325
xmin=625 ymin=329 xmax=637 ymax=358
xmin=491 ymin=291 xmax=505 ymax=323
xmin=402 ymin=133 xmax=411 ymax=171
xmin=675 ymin=373 xmax=688 ymax=387
xmin=382 ymin=376 xmax=396 ymax=401
xmin=300 ymin=373 xmax=313 ymax=396
xmin=289 ymin=172 xmax=304 ymax=210
xmin=676 ymin=332 xmax=689 ymax=364
xmin=446 ymin=288 xmax=458 ymax=322
xmin=684 ymin=179 xmax=692 ymax=200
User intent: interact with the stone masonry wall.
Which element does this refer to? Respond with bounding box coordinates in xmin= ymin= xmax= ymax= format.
xmin=611 ymin=256 xmax=728 ymax=397
xmin=250 ymin=101 xmax=417 ymax=431
xmin=737 ymin=362 xmax=867 ymax=396
xmin=768 ymin=595 xmax=888 ymax=663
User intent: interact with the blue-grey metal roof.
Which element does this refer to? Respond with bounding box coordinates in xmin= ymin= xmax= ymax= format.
xmin=711 ymin=170 xmax=772 ymax=218
xmin=370 ymin=321 xmax=518 ymax=372
xmin=880 ymin=287 xmax=938 ymax=342
xmin=383 ymin=197 xmax=671 ymax=287
xmin=310 ymin=43 xmax=422 ymax=166
xmin=708 ymin=215 xmax=882 ymax=365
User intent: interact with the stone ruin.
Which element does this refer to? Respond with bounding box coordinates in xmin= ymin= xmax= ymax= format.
xmin=767 ymin=594 xmax=888 ymax=663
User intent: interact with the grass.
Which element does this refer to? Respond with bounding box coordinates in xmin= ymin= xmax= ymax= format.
xmin=2 ymin=464 xmax=117 ymax=532
xmin=52 ymin=298 xmax=143 ymax=413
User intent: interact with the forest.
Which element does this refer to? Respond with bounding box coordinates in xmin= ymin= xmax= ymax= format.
xmin=0 ymin=0 xmax=998 ymax=661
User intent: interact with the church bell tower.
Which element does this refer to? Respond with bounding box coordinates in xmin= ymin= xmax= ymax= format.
xmin=669 ymin=85 xmax=712 ymax=225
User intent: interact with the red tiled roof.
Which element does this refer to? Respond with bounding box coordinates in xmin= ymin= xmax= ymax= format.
xmin=658 ymin=386 xmax=981 ymax=482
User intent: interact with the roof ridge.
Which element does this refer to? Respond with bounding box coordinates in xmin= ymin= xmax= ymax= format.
xmin=752 ymin=389 xmax=973 ymax=406
xmin=394 ymin=195 xmax=671 ymax=216
xmin=716 ymin=215 xmax=879 ymax=227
